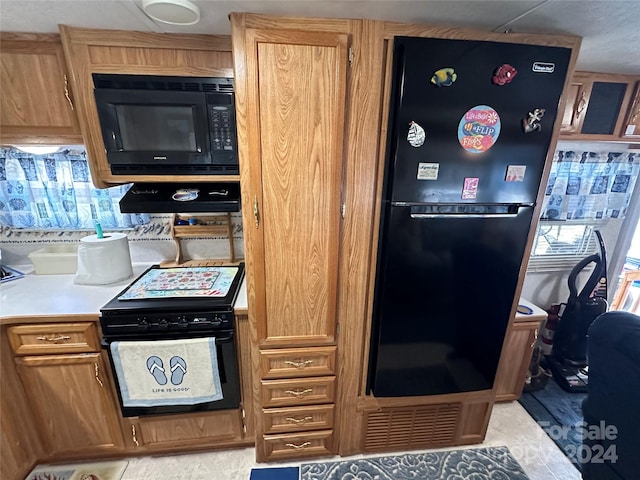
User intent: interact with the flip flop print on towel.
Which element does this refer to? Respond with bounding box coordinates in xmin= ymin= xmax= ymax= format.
xmin=170 ymin=356 xmax=187 ymax=385
xmin=146 ymin=356 xmax=167 ymax=385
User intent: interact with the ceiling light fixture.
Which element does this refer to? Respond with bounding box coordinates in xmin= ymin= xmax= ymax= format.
xmin=14 ymin=146 xmax=61 ymax=155
xmin=141 ymin=0 xmax=200 ymax=26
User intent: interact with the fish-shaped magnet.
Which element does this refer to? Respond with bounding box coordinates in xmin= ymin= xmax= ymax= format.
xmin=407 ymin=121 xmax=426 ymax=147
xmin=522 ymin=108 xmax=546 ymax=133
xmin=431 ymin=68 xmax=457 ymax=87
xmin=492 ymin=64 xmax=517 ymax=85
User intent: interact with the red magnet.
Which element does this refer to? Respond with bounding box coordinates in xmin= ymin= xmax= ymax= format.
xmin=492 ymin=64 xmax=517 ymax=85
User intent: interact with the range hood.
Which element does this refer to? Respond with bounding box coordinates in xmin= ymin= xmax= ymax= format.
xmin=119 ymin=182 xmax=241 ymax=213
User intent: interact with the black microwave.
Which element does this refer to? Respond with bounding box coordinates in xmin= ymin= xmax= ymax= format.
xmin=93 ymin=74 xmax=238 ymax=175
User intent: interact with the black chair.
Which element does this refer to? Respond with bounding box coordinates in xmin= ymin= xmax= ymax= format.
xmin=581 ymin=311 xmax=640 ymax=479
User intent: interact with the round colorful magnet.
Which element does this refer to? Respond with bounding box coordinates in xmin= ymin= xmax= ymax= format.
xmin=492 ymin=64 xmax=517 ymax=85
xmin=431 ymin=68 xmax=457 ymax=87
xmin=458 ymin=105 xmax=501 ymax=153
xmin=407 ymin=121 xmax=426 ymax=147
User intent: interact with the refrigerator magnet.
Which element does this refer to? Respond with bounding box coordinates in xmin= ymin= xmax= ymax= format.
xmin=458 ymin=105 xmax=501 ymax=153
xmin=417 ymin=162 xmax=439 ymax=180
xmin=492 ymin=64 xmax=517 ymax=85
xmin=431 ymin=67 xmax=457 ymax=87
xmin=462 ymin=177 xmax=479 ymax=199
xmin=522 ymin=108 xmax=546 ymax=133
xmin=506 ymin=165 xmax=527 ymax=182
xmin=407 ymin=121 xmax=426 ymax=147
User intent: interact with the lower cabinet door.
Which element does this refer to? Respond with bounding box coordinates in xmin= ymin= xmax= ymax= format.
xmin=15 ymin=353 xmax=123 ymax=456
xmin=263 ymin=429 xmax=334 ymax=461
xmin=127 ymin=410 xmax=244 ymax=451
xmin=495 ymin=320 xmax=541 ymax=401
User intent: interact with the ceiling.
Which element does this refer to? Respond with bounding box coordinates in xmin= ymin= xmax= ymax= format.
xmin=1 ymin=0 xmax=639 ymax=75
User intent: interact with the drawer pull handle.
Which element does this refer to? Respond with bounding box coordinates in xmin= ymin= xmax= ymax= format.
xmin=284 ymin=359 xmax=314 ymax=368
xmin=131 ymin=425 xmax=139 ymax=447
xmin=63 ymin=74 xmax=74 ymax=111
xmin=576 ymin=91 xmax=587 ymax=118
xmin=284 ymin=388 xmax=313 ymax=397
xmin=285 ymin=441 xmax=311 ymax=450
xmin=285 ymin=416 xmax=313 ymax=424
xmin=531 ymin=328 xmax=539 ymax=348
xmin=94 ymin=363 xmax=104 ymax=388
xmin=37 ymin=335 xmax=71 ymax=343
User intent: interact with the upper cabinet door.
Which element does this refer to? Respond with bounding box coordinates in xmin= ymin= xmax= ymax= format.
xmin=0 ymin=33 xmax=81 ymax=144
xmin=236 ymin=28 xmax=348 ymax=348
xmin=622 ymin=81 xmax=640 ymax=139
xmin=559 ymin=74 xmax=592 ymax=135
xmin=559 ymin=72 xmax=639 ymax=141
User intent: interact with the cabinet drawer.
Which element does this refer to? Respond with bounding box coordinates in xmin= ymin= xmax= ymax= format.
xmin=260 ymin=346 xmax=336 ymax=379
xmin=7 ymin=323 xmax=99 ymax=355
xmin=261 ymin=376 xmax=335 ymax=408
xmin=129 ymin=410 xmax=243 ymax=449
xmin=263 ymin=404 xmax=334 ymax=434
xmin=263 ymin=429 xmax=333 ymax=461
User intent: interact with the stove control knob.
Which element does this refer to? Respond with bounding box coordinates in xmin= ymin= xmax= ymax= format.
xmin=176 ymin=317 xmax=189 ymax=329
xmin=158 ymin=319 xmax=169 ymax=329
xmin=139 ymin=319 xmax=150 ymax=331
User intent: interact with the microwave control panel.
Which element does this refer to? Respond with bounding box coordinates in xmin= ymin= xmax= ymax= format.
xmin=207 ymin=92 xmax=238 ymax=165
xmin=209 ymin=105 xmax=236 ymax=152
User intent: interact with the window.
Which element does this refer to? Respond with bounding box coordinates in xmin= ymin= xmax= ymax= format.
xmin=528 ymin=149 xmax=639 ymax=272
xmin=0 ymin=146 xmax=149 ymax=230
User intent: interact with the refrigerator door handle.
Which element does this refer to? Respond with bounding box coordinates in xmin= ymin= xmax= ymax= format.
xmin=410 ymin=213 xmax=519 ymax=219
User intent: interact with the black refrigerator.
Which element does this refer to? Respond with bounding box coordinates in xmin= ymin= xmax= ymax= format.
xmin=368 ymin=36 xmax=571 ymax=397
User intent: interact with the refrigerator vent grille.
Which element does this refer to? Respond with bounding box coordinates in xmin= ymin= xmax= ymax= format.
xmin=362 ymin=404 xmax=461 ymax=451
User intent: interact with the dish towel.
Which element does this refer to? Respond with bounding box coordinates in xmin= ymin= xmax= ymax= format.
xmin=110 ymin=337 xmax=223 ymax=407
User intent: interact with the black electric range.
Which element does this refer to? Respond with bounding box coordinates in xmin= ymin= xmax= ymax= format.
xmin=99 ymin=263 xmax=245 ymax=339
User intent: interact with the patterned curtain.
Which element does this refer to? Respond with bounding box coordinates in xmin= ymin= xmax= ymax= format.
xmin=0 ymin=146 xmax=149 ymax=229
xmin=541 ymin=151 xmax=640 ymax=220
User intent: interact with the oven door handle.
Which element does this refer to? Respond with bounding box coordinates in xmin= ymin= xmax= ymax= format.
xmin=214 ymin=334 xmax=233 ymax=343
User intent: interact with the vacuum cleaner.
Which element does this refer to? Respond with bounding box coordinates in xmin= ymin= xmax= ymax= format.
xmin=547 ymin=229 xmax=608 ymax=393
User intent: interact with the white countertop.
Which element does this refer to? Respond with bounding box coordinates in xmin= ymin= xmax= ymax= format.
xmin=516 ymin=298 xmax=547 ymax=320
xmin=0 ymin=264 xmax=247 ymax=322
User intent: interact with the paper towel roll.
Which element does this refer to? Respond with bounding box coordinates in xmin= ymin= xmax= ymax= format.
xmin=74 ymin=232 xmax=133 ymax=285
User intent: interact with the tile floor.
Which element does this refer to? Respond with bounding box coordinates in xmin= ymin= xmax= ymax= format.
xmin=117 ymin=401 xmax=581 ymax=480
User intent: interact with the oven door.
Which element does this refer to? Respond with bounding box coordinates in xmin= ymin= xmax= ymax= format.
xmin=104 ymin=330 xmax=241 ymax=417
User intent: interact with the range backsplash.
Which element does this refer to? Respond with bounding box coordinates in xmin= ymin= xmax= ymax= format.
xmin=0 ymin=212 xmax=244 ymax=266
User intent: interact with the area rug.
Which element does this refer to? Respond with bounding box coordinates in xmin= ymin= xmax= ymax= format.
xmin=250 ymin=467 xmax=299 ymax=480
xmin=299 ymin=446 xmax=528 ymax=480
xmin=25 ymin=460 xmax=128 ymax=480
xmin=519 ymin=377 xmax=586 ymax=470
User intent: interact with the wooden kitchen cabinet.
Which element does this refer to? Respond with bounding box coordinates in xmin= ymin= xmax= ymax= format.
xmin=232 ymin=21 xmax=347 ymax=349
xmin=0 ymin=32 xmax=82 ymax=145
xmin=15 ymin=352 xmax=124 ymax=456
xmin=124 ymin=410 xmax=244 ymax=451
xmin=8 ymin=320 xmax=124 ymax=459
xmin=58 ymin=26 xmax=238 ymax=188
xmin=560 ymin=71 xmax=639 ymax=141
xmin=231 ymin=12 xmax=350 ymax=461
xmin=494 ymin=302 xmax=547 ymax=402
